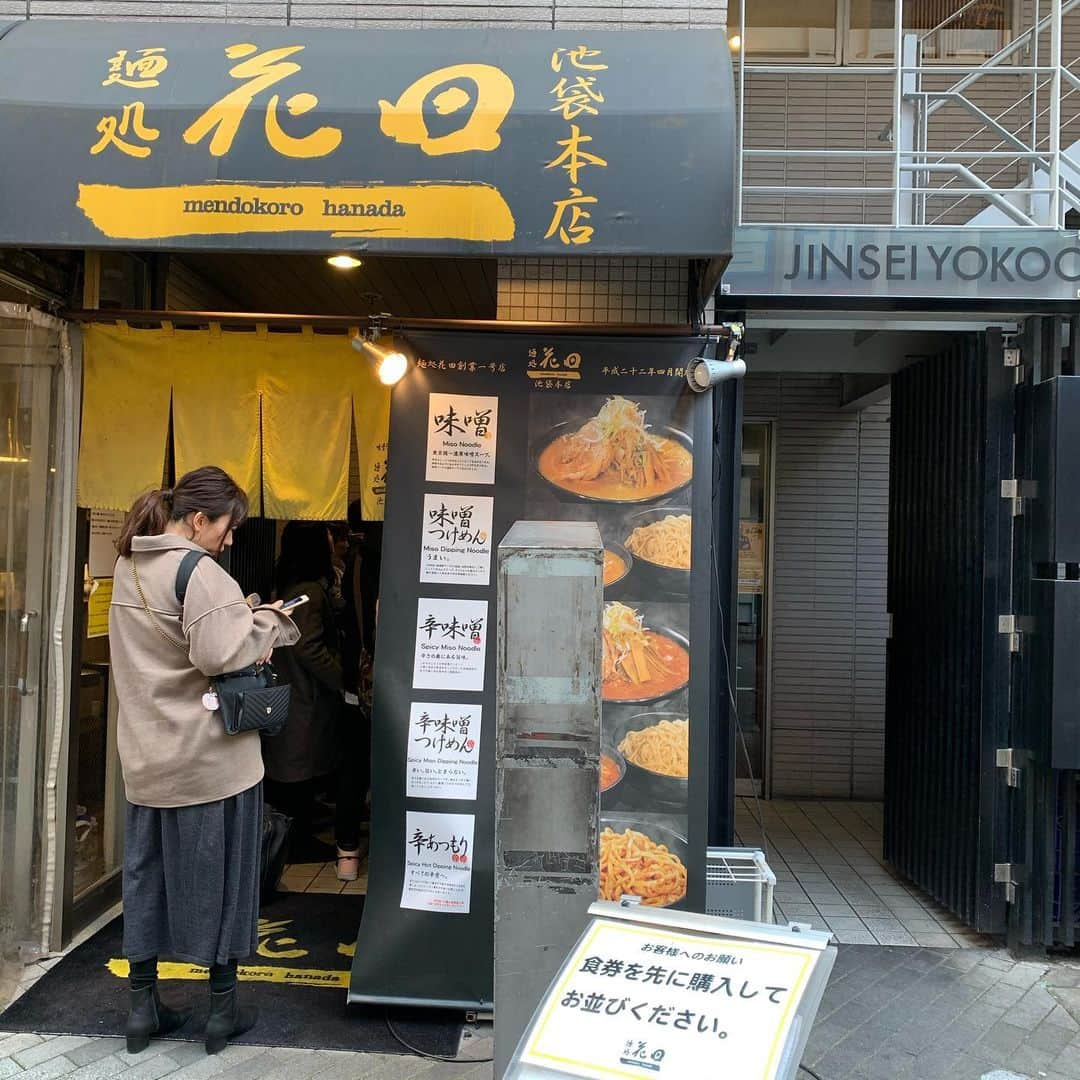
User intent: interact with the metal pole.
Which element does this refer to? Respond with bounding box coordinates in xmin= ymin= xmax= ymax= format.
xmin=892 ymin=0 xmax=904 ymax=225
xmin=1050 ymin=0 xmax=1063 ymax=226
xmin=737 ymin=0 xmax=746 ymax=226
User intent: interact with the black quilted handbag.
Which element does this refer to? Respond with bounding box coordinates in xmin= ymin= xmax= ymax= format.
xmin=215 ymin=663 xmax=291 ymax=737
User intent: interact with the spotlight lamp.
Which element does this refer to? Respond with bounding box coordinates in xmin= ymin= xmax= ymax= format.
xmin=685 ymin=322 xmax=747 ymax=392
xmin=351 ymin=314 xmax=410 ymax=386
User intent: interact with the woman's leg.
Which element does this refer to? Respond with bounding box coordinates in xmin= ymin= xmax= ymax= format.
xmin=334 ymin=703 xmax=370 ymax=853
xmin=122 ymin=805 xmax=191 ymax=1053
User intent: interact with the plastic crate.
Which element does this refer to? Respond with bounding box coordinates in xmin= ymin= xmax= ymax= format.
xmin=705 ymin=846 xmax=776 ymax=923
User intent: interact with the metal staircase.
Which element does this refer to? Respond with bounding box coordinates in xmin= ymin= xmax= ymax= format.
xmin=736 ymin=0 xmax=1080 ymax=228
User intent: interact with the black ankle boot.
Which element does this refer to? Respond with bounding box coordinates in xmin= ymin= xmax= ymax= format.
xmin=125 ymin=984 xmax=191 ymax=1053
xmin=204 ymin=983 xmax=257 ymax=1055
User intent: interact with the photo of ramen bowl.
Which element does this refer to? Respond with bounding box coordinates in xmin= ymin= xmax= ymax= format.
xmin=623 ymin=507 xmax=692 ymax=596
xmin=602 ymin=540 xmax=633 ymax=592
xmin=599 ymin=743 xmax=626 ymax=798
xmin=533 ymin=397 xmax=693 ymax=505
xmin=601 ymin=623 xmax=690 ymax=707
xmin=607 ymin=711 xmax=689 ymax=808
xmin=599 ymin=813 xmax=689 ymax=908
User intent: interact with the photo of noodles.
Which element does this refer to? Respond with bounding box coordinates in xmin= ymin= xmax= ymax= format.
xmin=599 ymin=826 xmax=687 ymax=907
xmin=603 ymin=549 xmax=627 ymax=587
xmin=537 ymin=397 xmax=692 ymax=502
xmin=619 ymin=718 xmax=689 ymax=779
xmin=602 ymin=602 xmax=690 ymax=703
xmin=626 ymin=514 xmax=692 ymax=570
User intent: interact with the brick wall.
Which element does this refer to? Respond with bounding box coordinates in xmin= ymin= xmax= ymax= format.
xmin=0 ymin=0 xmax=726 ymax=28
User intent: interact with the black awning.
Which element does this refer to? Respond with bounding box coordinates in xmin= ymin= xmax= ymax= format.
xmin=0 ymin=21 xmax=734 ymax=259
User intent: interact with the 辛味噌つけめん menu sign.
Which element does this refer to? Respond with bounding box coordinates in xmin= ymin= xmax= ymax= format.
xmin=349 ymin=332 xmax=717 ymax=1011
xmin=0 ymin=23 xmax=734 ymax=257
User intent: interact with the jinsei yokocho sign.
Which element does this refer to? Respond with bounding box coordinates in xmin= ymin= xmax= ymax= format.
xmin=0 ymin=22 xmax=735 ymax=256
xmin=722 ymin=226 xmax=1080 ymax=301
xmin=348 ymin=332 xmax=716 ymax=1010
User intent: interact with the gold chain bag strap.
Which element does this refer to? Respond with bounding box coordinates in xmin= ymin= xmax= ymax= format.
xmin=129 ymin=550 xmax=290 ymax=737
xmin=130 ymin=554 xmax=187 ymax=650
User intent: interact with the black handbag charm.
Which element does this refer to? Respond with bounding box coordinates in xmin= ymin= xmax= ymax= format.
xmin=131 ymin=548 xmax=292 ymax=737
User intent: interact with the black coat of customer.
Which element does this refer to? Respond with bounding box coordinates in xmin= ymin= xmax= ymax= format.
xmin=263 ymin=523 xmax=343 ymax=785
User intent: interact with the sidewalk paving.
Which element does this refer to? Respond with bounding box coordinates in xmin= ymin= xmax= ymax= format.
xmin=3 ymin=943 xmax=1080 ymax=1079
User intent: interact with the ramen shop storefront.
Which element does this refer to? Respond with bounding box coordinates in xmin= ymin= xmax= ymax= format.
xmin=0 ymin=19 xmax=741 ymax=1015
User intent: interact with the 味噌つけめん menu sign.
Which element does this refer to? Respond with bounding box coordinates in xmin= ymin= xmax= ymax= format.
xmin=348 ymin=332 xmax=716 ymax=1011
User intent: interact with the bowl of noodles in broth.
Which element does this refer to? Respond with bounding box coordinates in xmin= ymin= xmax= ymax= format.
xmin=601 ymin=601 xmax=690 ymax=706
xmin=599 ymin=813 xmax=688 ymax=908
xmin=535 ymin=397 xmax=693 ymax=504
xmin=624 ymin=508 xmax=691 ymax=595
xmin=607 ymin=711 xmax=689 ymax=806
xmin=602 ymin=540 xmax=632 ymax=594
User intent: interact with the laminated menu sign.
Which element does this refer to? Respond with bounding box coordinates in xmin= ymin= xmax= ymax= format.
xmin=425 ymin=393 xmax=499 ymax=485
xmin=412 ymin=597 xmax=489 ymax=692
xmin=420 ymin=494 xmax=494 ymax=586
xmin=401 ymin=810 xmax=476 ymax=915
xmin=519 ymin=919 xmax=816 ymax=1080
xmin=406 ymin=702 xmax=482 ymax=800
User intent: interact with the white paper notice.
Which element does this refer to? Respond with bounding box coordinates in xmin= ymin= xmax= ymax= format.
xmin=400 ymin=810 xmax=475 ymax=914
xmin=419 ymin=494 xmax=494 ymax=586
xmin=88 ymin=509 xmax=126 ymax=578
xmin=520 ymin=920 xmax=817 ymax=1080
xmin=412 ymin=598 xmax=488 ymax=692
xmin=425 ymin=393 xmax=498 ymax=485
xmin=406 ymin=702 xmax=482 ymax=800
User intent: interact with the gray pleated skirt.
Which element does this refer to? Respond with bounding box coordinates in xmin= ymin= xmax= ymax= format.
xmin=122 ymin=782 xmax=263 ymax=968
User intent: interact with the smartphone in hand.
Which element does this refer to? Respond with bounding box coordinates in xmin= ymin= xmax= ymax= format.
xmin=280 ymin=594 xmax=310 ymax=613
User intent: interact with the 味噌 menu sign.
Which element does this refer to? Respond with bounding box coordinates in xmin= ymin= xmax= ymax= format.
xmin=722 ymin=226 xmax=1080 ymax=301
xmin=348 ymin=332 xmax=716 ymax=1011
xmin=0 ymin=22 xmax=734 ymax=256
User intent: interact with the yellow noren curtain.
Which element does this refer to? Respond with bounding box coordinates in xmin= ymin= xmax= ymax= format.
xmin=172 ymin=328 xmax=262 ymax=510
xmin=78 ymin=324 xmax=172 ymax=510
xmin=77 ymin=324 xmax=391 ymax=521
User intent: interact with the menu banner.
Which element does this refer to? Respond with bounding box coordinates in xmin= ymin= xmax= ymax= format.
xmin=348 ymin=331 xmax=716 ymax=1011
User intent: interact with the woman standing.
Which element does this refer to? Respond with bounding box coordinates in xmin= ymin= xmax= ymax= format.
xmin=109 ymin=466 xmax=298 ymax=1056
xmin=262 ymin=522 xmax=343 ymax=860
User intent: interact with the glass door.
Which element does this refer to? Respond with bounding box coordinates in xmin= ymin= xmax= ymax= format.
xmin=736 ymin=423 xmax=771 ymax=794
xmin=0 ymin=320 xmax=59 ymax=967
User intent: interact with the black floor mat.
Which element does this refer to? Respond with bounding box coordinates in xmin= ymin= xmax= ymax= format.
xmin=0 ymin=892 xmax=463 ymax=1055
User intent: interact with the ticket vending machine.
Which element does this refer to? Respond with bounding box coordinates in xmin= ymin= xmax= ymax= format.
xmin=494 ymin=521 xmax=604 ymax=1076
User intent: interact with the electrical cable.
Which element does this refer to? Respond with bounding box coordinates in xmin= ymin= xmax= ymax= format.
xmin=383 ymin=1010 xmax=494 ymax=1064
xmin=799 ymin=1064 xmax=826 ymax=1080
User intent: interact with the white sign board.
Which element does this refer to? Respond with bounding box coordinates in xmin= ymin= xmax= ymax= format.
xmin=88 ymin=508 xmax=126 ymax=578
xmin=412 ymin=597 xmax=489 ymax=692
xmin=419 ymin=493 xmax=494 ymax=586
xmin=400 ymin=810 xmax=476 ymax=915
xmin=516 ymin=913 xmax=829 ymax=1080
xmin=425 ymin=392 xmax=499 ymax=485
xmin=406 ymin=701 xmax=482 ymax=800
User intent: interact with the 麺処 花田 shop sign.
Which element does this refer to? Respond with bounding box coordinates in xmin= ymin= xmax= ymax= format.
xmin=0 ymin=21 xmax=735 ymax=257
xmin=722 ymin=226 xmax=1080 ymax=301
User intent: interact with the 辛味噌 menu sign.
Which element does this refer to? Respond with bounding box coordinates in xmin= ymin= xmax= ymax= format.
xmin=348 ymin=332 xmax=716 ymax=1012
xmin=0 ymin=22 xmax=734 ymax=256
xmin=722 ymin=226 xmax=1080 ymax=301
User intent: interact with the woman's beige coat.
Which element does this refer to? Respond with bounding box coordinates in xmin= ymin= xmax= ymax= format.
xmin=109 ymin=533 xmax=300 ymax=808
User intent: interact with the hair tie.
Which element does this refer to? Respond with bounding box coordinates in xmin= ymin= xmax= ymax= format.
xmin=161 ymin=487 xmax=174 ymax=502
